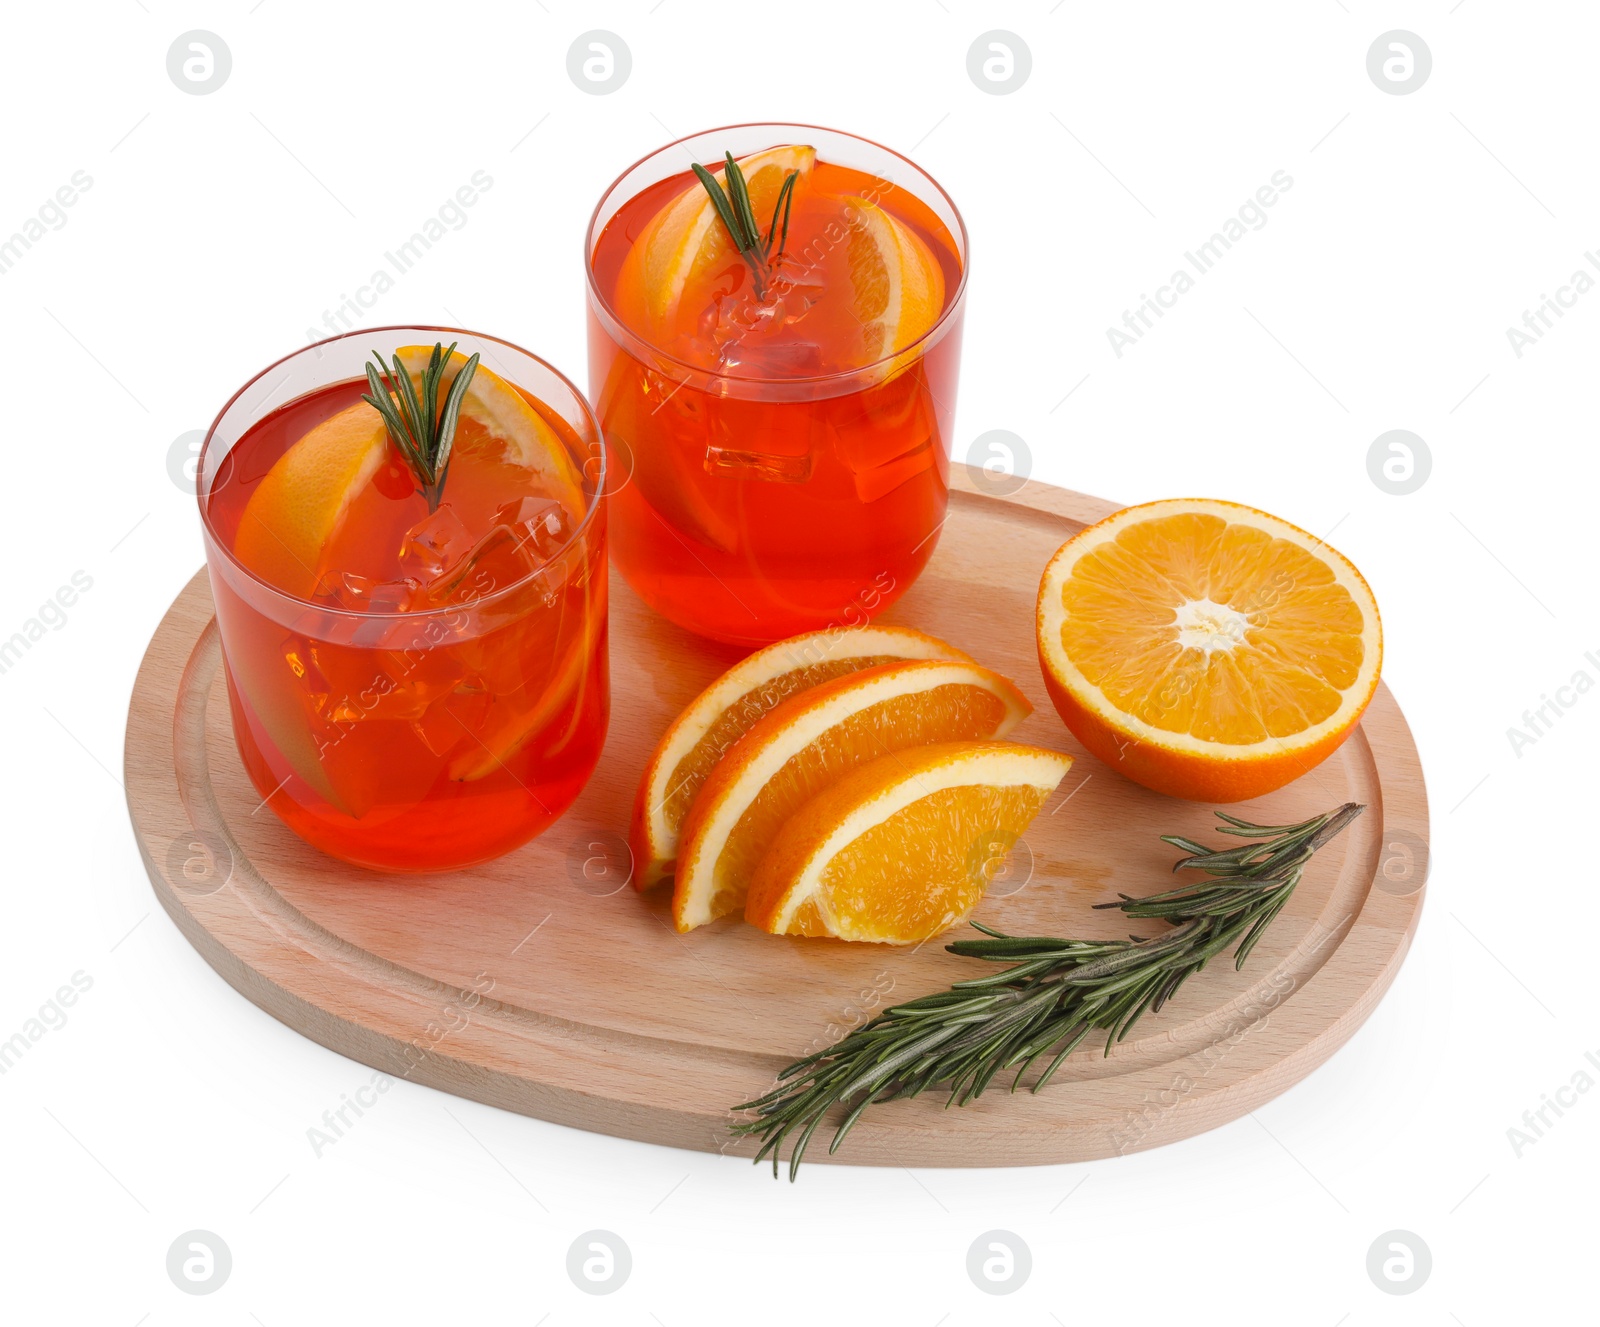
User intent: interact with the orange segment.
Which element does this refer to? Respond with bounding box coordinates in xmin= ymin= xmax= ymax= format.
xmin=615 ymin=145 xmax=817 ymax=336
xmin=233 ymin=403 xmax=390 ymax=600
xmin=842 ymin=195 xmax=945 ymax=365
xmin=1035 ymin=498 xmax=1382 ymax=802
xmin=745 ymin=741 xmax=1071 ymax=944
xmin=672 ymin=660 xmax=1032 ymax=932
xmin=631 ymin=625 xmax=973 ymax=889
xmin=394 ymin=346 xmax=585 ymax=523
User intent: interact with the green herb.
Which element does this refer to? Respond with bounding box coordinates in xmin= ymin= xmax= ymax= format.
xmin=361 ymin=341 xmax=479 ymax=512
xmin=731 ymin=802 xmax=1365 ymax=1179
xmin=691 ymin=152 xmax=798 ymax=302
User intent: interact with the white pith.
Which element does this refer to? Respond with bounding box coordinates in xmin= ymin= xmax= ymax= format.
xmin=1173 ymin=597 xmax=1251 ymax=654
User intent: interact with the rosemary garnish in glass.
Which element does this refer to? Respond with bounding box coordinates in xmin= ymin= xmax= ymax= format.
xmin=731 ymin=802 xmax=1365 ymax=1179
xmin=692 ymin=152 xmax=798 ymax=302
xmin=361 ymin=341 xmax=480 ymax=513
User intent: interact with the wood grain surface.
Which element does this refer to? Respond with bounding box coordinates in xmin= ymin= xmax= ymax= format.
xmin=125 ymin=467 xmax=1429 ymax=1167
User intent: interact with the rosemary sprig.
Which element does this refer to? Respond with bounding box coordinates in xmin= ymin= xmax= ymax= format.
xmin=691 ymin=152 xmax=798 ymax=302
xmin=731 ymin=802 xmax=1365 ymax=1179
xmin=361 ymin=341 xmax=479 ymax=512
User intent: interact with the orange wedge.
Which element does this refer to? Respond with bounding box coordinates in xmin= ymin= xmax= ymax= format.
xmin=842 ymin=195 xmax=946 ymax=365
xmin=232 ymin=403 xmax=390 ymax=600
xmin=393 ymin=346 xmax=585 ymax=521
xmin=631 ymin=625 xmax=973 ymax=889
xmin=1036 ymin=498 xmax=1382 ymax=802
xmin=672 ymin=660 xmax=1031 ymax=931
xmin=746 ymin=741 xmax=1071 ymax=943
xmin=615 ymin=145 xmax=817 ymax=335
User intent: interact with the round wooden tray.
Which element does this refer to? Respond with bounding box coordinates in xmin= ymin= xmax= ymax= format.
xmin=126 ymin=469 xmax=1429 ymax=1167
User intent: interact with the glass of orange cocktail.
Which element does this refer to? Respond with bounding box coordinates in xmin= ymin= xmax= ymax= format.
xmin=586 ymin=123 xmax=967 ymax=646
xmin=198 ymin=327 xmax=607 ymax=871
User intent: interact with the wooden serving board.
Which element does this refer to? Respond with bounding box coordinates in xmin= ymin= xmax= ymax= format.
xmin=126 ymin=469 xmax=1428 ymax=1167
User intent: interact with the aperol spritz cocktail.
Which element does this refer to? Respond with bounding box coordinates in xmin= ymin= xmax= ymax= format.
xmin=199 ymin=329 xmax=607 ymax=872
xmin=587 ymin=124 xmax=967 ymax=646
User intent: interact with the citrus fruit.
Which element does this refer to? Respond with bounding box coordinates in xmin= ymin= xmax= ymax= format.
xmin=841 ymin=194 xmax=946 ymax=365
xmin=1035 ymin=498 xmax=1382 ymax=802
xmin=233 ymin=353 xmax=582 ymax=599
xmin=615 ymin=145 xmax=817 ymax=335
xmin=232 ymin=403 xmax=390 ymax=600
xmin=631 ymin=625 xmax=973 ymax=889
xmin=672 ymin=660 xmax=1032 ymax=932
xmin=745 ymin=741 xmax=1072 ymax=943
xmin=393 ymin=346 xmax=585 ymax=521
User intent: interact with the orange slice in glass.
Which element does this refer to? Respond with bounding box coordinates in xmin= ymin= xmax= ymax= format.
xmin=393 ymin=346 xmax=585 ymax=522
xmin=841 ymin=194 xmax=946 ymax=366
xmin=615 ymin=145 xmax=818 ymax=336
xmin=1035 ymin=498 xmax=1382 ymax=802
xmin=672 ymin=660 xmax=1031 ymax=932
xmin=745 ymin=741 xmax=1071 ymax=944
xmin=232 ymin=404 xmax=390 ymax=601
xmin=631 ymin=625 xmax=973 ymax=890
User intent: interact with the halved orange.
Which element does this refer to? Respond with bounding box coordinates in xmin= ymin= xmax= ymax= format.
xmin=631 ymin=625 xmax=972 ymax=889
xmin=672 ymin=660 xmax=1031 ymax=931
xmin=745 ymin=741 xmax=1071 ymax=944
xmin=1036 ymin=498 xmax=1382 ymax=802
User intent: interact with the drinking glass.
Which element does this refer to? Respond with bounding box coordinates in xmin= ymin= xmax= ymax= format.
xmin=197 ymin=327 xmax=608 ymax=871
xmin=586 ymin=123 xmax=967 ymax=645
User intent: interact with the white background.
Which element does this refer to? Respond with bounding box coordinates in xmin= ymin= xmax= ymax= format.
xmin=1 ymin=1 xmax=1593 ymax=1322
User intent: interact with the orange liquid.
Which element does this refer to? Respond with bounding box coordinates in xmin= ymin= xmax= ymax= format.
xmin=205 ymin=379 xmax=607 ymax=871
xmin=589 ymin=156 xmax=964 ymax=645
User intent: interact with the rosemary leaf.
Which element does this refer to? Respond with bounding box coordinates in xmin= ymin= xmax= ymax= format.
xmin=360 ymin=341 xmax=479 ymax=513
xmin=692 ymin=149 xmax=802 ymax=304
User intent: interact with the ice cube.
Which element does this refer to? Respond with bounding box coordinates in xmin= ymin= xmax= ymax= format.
xmin=311 ymin=570 xmax=358 ymax=609
xmin=767 ymin=259 xmax=828 ymax=327
xmin=850 ymin=441 xmax=934 ymax=503
xmin=398 ymin=505 xmax=476 ymax=582
xmin=314 ymin=570 xmax=422 ymax=614
xmin=703 ymin=388 xmax=819 ymax=485
xmin=704 ymin=444 xmax=813 ymax=484
xmin=717 ymin=336 xmax=824 ymax=379
xmin=411 ymin=677 xmax=491 ymax=756
xmin=422 ymin=525 xmax=541 ymax=608
xmin=324 ymin=658 xmax=434 ymax=725
xmin=494 ymin=496 xmax=573 ymax=562
xmin=281 ymin=635 xmax=330 ymax=707
xmin=346 ymin=578 xmax=424 ymax=648
xmin=829 ymin=367 xmax=942 ymax=501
